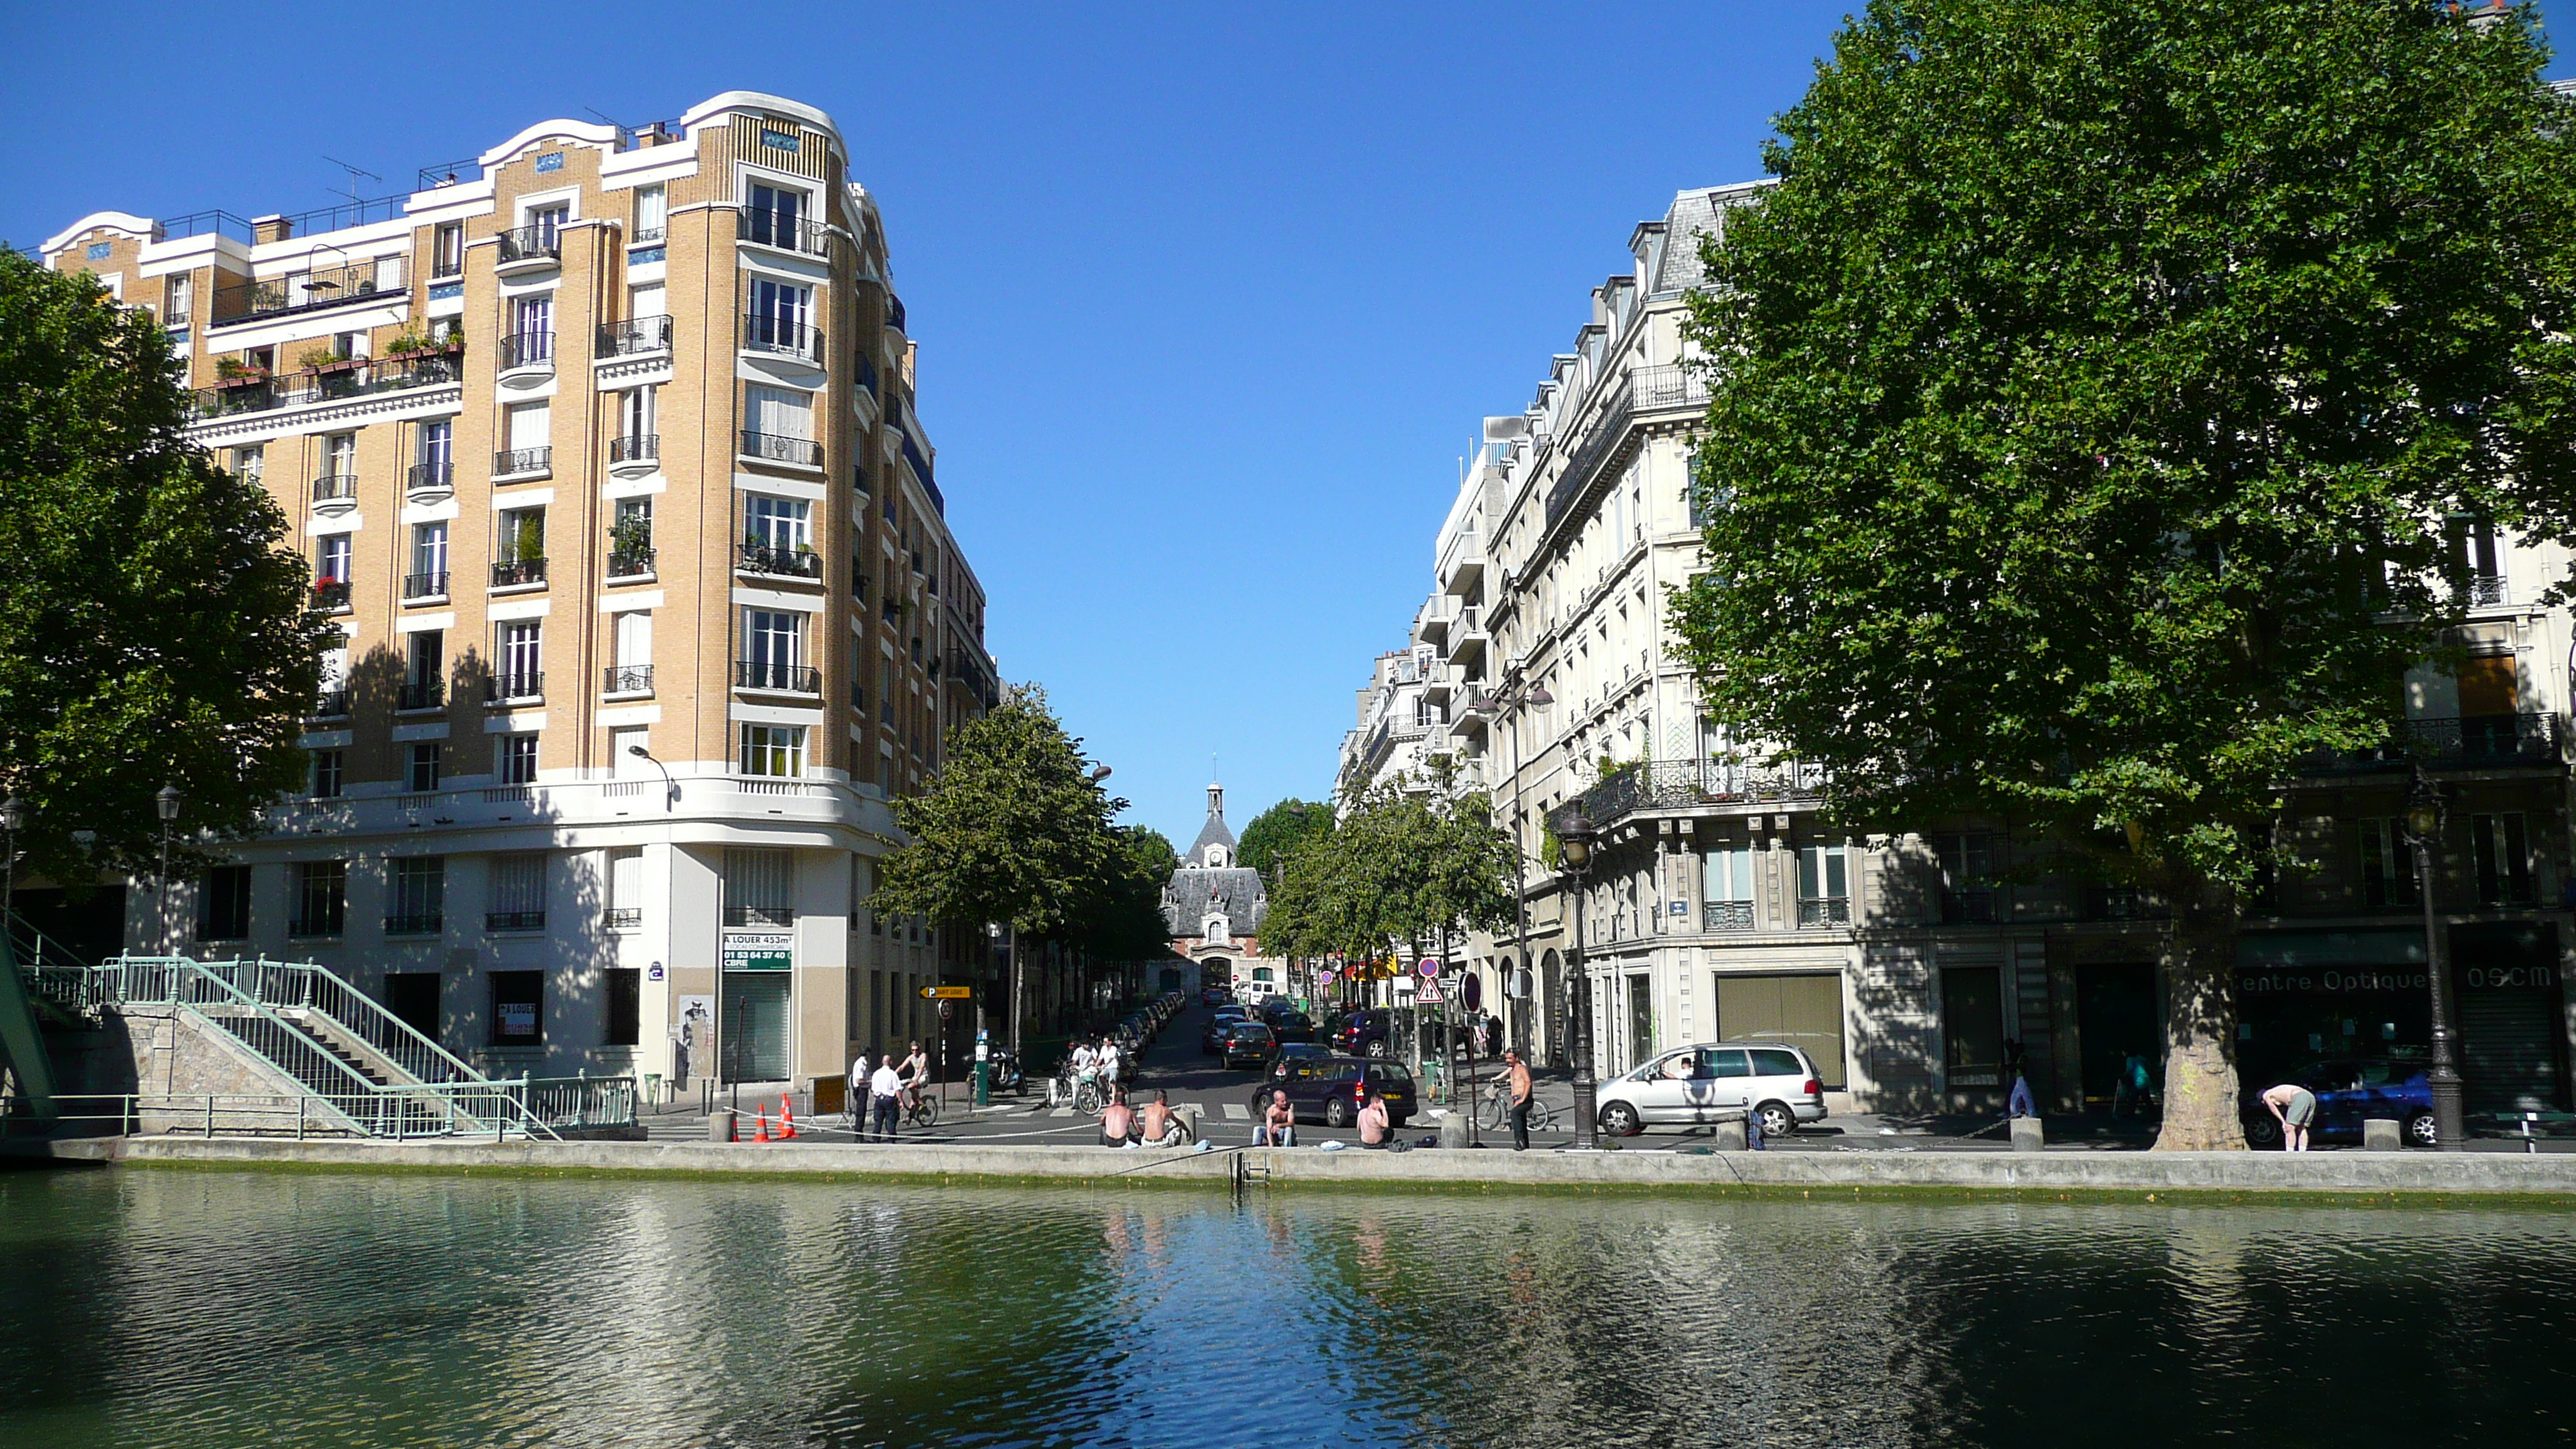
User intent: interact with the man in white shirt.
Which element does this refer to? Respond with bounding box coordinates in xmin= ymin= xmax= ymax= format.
xmin=1100 ymin=1039 xmax=1123 ymax=1090
xmin=868 ymin=1059 xmax=904 ymax=1142
xmin=848 ymin=1050 xmax=870 ymax=1131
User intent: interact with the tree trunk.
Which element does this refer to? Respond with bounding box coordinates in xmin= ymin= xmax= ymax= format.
xmin=2153 ymin=876 xmax=2247 ymax=1151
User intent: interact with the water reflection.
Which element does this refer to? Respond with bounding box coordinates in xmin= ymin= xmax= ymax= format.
xmin=0 ymin=1170 xmax=2571 ymax=1447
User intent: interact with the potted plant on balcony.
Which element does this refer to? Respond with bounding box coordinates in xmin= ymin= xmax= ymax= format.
xmin=214 ymin=356 xmax=268 ymax=386
xmin=300 ymin=344 xmax=363 ymax=375
xmin=384 ymin=330 xmax=437 ymax=361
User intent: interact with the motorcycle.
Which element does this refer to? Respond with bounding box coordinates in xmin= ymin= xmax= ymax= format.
xmin=983 ymin=1046 xmax=1026 ymax=1095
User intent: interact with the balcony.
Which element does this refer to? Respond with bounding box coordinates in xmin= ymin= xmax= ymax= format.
xmin=2302 ymin=713 xmax=2565 ymax=774
xmin=739 ymin=430 xmax=822 ymax=468
xmin=492 ymin=447 xmax=550 ymax=479
xmin=2467 ymin=574 xmax=2509 ymax=607
xmin=1797 ymin=896 xmax=1852 ymax=928
xmin=737 ymin=541 xmax=824 ymax=579
xmin=742 ymin=313 xmax=825 ymax=363
xmin=602 ymin=663 xmax=654 ymax=695
xmin=597 ymin=315 xmax=673 ymax=358
xmin=610 ymin=433 xmax=659 ymax=465
xmin=495 ymin=226 xmax=561 ymax=269
xmin=885 ymin=294 xmax=907 ymax=332
xmin=485 ymin=672 xmax=544 ymax=703
xmin=406 ymin=462 xmax=454 ymax=496
xmin=603 ymin=907 xmax=643 ymax=930
xmin=310 ymin=579 xmax=351 ymax=611
xmin=191 ymin=353 xmax=460 ymax=422
xmin=308 ymin=688 xmax=350 ymax=718
xmin=735 ymin=660 xmax=820 ymax=694
xmin=310 ymin=473 xmax=356 ymax=505
xmin=287 ymin=913 xmax=344 ymax=939
xmin=397 ymin=680 xmax=444 ymax=712
xmin=485 ymin=910 xmax=546 ymax=932
xmin=607 ymin=547 xmax=656 ymax=581
xmin=1703 ymin=899 xmax=1755 ymax=931
xmin=736 ymin=212 xmax=831 ymax=256
xmin=383 ymin=913 xmax=444 ymax=937
xmin=723 ymin=904 xmax=796 ymax=927
xmin=497 ymin=331 xmax=555 ymax=373
xmin=1572 ymin=759 xmax=1828 ymax=831
xmin=490 ymin=557 xmax=548 ymax=589
xmin=402 ymin=570 xmax=450 ymax=601
xmin=210 ymin=257 xmax=405 ymax=322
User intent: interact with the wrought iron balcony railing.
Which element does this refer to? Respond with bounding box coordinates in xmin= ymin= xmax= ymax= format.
xmin=1572 ymin=759 xmax=1828 ymax=830
xmin=607 ymin=547 xmax=656 ymax=580
xmin=597 ymin=315 xmax=673 ymax=357
xmin=311 ymin=473 xmax=356 ymax=503
xmin=309 ymin=688 xmax=350 ymax=718
xmin=1941 ymin=889 xmax=1999 ymax=925
xmin=742 ymin=313 xmax=824 ymax=361
xmin=211 ymin=258 xmax=405 ymax=321
xmin=1797 ymin=896 xmax=1852 ymax=928
xmin=485 ymin=672 xmax=544 ymax=702
xmin=739 ymin=430 xmax=822 ymax=467
xmin=287 ymin=913 xmax=344 ymax=938
xmin=603 ymin=907 xmax=643 ymax=930
xmin=736 ymin=212 xmax=831 ymax=255
xmin=383 ymin=913 xmax=444 ymax=937
xmin=602 ymin=664 xmax=654 ymax=694
xmin=485 ymin=911 xmax=545 ymax=932
xmin=723 ymin=904 xmax=796 ymax=927
xmin=2302 ymin=713 xmax=2565 ymax=774
xmin=1703 ymin=899 xmax=1754 ymax=931
xmin=495 ymin=226 xmax=561 ymax=265
xmin=397 ymin=680 xmax=444 ymax=712
xmin=493 ymin=447 xmax=550 ymax=477
xmin=491 ymin=557 xmax=547 ymax=588
xmin=192 ymin=354 xmax=460 ymax=420
xmin=406 ymin=462 xmax=454 ymax=494
xmin=610 ymin=433 xmax=658 ymax=464
xmin=735 ymin=660 xmax=820 ymax=693
xmin=310 ymin=580 xmax=351 ymax=611
xmin=736 ymin=541 xmax=824 ymax=579
xmin=402 ymin=570 xmax=450 ymax=600
xmin=497 ymin=331 xmax=554 ymax=370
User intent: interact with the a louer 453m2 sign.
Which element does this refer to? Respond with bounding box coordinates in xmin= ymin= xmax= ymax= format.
xmin=722 ymin=932 xmax=793 ymax=971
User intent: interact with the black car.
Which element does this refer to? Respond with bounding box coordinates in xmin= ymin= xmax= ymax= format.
xmin=1221 ymin=1021 xmax=1278 ymax=1070
xmin=1268 ymin=1010 xmax=1317 ymax=1045
xmin=1331 ymin=1009 xmax=1396 ymax=1058
xmin=1246 ymin=1056 xmax=1417 ymax=1129
xmin=1201 ymin=1005 xmax=1250 ymax=1055
xmin=1256 ymin=1043 xmax=1338 ymax=1091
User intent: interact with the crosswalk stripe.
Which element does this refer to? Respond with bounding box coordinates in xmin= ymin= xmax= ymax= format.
xmin=1221 ymin=1104 xmax=1249 ymax=1120
xmin=1050 ymin=1107 xmax=1074 ymax=1118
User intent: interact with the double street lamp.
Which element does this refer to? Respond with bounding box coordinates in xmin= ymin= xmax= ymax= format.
xmin=2402 ymin=766 xmax=2466 ymax=1152
xmin=1556 ymin=807 xmax=1599 ymax=1151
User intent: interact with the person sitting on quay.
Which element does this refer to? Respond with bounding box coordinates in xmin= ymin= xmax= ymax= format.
xmin=1099 ymin=1091 xmax=1139 ymax=1148
xmin=1254 ymin=1089 xmax=1295 ymax=1147
xmin=1357 ymin=1088 xmax=1390 ymax=1149
xmin=1138 ymin=1090 xmax=1180 ymax=1147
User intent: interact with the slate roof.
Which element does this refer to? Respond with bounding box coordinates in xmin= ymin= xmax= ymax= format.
xmin=1162 ymin=866 xmax=1268 ymax=937
xmin=1187 ymin=809 xmax=1237 ymax=865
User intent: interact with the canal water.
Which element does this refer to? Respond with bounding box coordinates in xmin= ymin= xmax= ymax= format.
xmin=2 ymin=1169 xmax=2572 ymax=1448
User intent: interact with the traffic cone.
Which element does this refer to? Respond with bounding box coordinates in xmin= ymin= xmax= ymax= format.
xmin=754 ymin=1106 xmax=771 ymax=1142
xmin=779 ymin=1098 xmax=798 ymax=1139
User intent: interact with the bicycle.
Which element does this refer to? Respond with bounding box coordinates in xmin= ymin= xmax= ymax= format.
xmin=1477 ymin=1076 xmax=1557 ymax=1134
xmin=903 ymin=1086 xmax=941 ymax=1129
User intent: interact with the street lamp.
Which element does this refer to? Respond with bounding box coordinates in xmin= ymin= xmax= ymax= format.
xmin=1 ymin=796 xmax=23 ymax=940
xmin=155 ymin=784 xmax=183 ymax=954
xmin=1557 ymin=806 xmax=1599 ymax=1150
xmin=625 ymin=743 xmax=679 ymax=810
xmin=2403 ymin=766 xmax=2465 ymax=1151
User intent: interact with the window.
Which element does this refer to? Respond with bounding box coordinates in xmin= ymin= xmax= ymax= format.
xmin=2472 ymin=814 xmax=2534 ymax=906
xmin=323 ymin=432 xmax=356 ymax=482
xmin=231 ymin=445 xmax=264 ymax=485
xmin=629 ymin=282 xmax=665 ymax=323
xmin=1936 ymin=833 xmax=1996 ymax=923
xmin=389 ymin=855 xmax=445 ymax=933
xmin=404 ymin=631 xmax=444 ymax=709
xmin=605 ymin=968 xmax=642 ymax=1046
xmin=1797 ymin=842 xmax=1849 ymax=927
xmin=619 ymin=385 xmax=657 ymax=444
xmin=498 ymin=505 xmax=546 ymax=567
xmin=745 ymin=181 xmax=806 ymax=248
xmin=310 ymin=749 xmax=344 ymax=799
xmin=744 ymin=495 xmax=811 ymax=552
xmin=497 ymin=621 xmax=543 ymax=697
xmin=161 ymin=272 xmax=194 ymax=326
xmin=2453 ymin=515 xmax=2506 ymax=603
xmin=498 ymin=732 xmax=539 ymax=785
xmin=738 ymin=723 xmax=807 ymax=779
xmin=490 ymin=970 xmax=543 ymax=1044
xmin=409 ymin=522 xmax=450 ymax=596
xmin=2359 ymin=819 xmax=2420 ymax=909
xmin=606 ymin=848 xmax=644 ymax=929
xmin=528 ymin=204 xmax=570 ymax=248
xmin=1703 ymin=843 xmax=1754 ymax=930
xmin=415 ymin=420 xmax=453 ymax=488
xmin=507 ymin=296 xmax=554 ymax=366
xmin=502 ymin=402 xmax=550 ymax=471
xmin=408 ymin=742 xmax=443 ymax=792
xmin=433 ymin=221 xmax=464 ymax=278
xmin=743 ymin=384 xmax=814 ymax=453
xmin=1942 ymin=966 xmax=2005 ymax=1086
xmin=724 ymin=847 xmax=794 ymax=925
xmin=489 ymin=852 xmax=546 ymax=930
xmin=742 ymin=610 xmax=803 ymax=687
xmin=316 ymin=534 xmax=351 ymax=586
xmin=197 ymin=865 xmax=251 ymax=941
xmin=746 ymin=277 xmax=812 ymax=351
xmin=292 ymin=861 xmax=347 ymax=937
xmin=633 ymin=184 xmax=667 ymax=242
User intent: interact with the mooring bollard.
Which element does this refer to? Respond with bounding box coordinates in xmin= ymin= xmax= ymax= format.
xmin=1714 ymin=1118 xmax=1749 ymax=1152
xmin=2362 ymin=1118 xmax=2401 ymax=1153
xmin=708 ymin=1108 xmax=738 ymax=1143
xmin=2010 ymin=1117 xmax=2045 ymax=1153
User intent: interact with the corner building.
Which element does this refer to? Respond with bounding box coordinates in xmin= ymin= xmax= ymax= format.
xmin=41 ymin=92 xmax=1002 ymax=1091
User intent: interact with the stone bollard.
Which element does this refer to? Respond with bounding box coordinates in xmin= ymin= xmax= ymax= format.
xmin=1175 ymin=1105 xmax=1204 ymax=1143
xmin=707 ymin=1108 xmax=738 ymax=1143
xmin=1439 ymin=1112 xmax=1472 ymax=1149
xmin=1713 ymin=1118 xmax=1749 ymax=1151
xmin=2010 ymin=1116 xmax=2045 ymax=1153
xmin=2362 ymin=1117 xmax=2401 ymax=1153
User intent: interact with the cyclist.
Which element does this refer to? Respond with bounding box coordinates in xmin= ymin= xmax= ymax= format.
xmin=896 ymin=1040 xmax=930 ymax=1116
xmin=1099 ymin=1036 xmax=1124 ymax=1093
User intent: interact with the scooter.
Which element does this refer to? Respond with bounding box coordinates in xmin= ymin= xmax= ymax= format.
xmin=983 ymin=1046 xmax=1026 ymax=1095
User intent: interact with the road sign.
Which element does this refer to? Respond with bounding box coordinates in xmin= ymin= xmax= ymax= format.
xmin=1417 ymin=957 xmax=1440 ymax=978
xmin=1462 ymin=974 xmax=1482 ymax=1012
xmin=938 ymin=1001 xmax=952 ymax=1021
xmin=919 ymin=985 xmax=972 ymax=1000
xmin=1417 ymin=981 xmax=1444 ymax=1005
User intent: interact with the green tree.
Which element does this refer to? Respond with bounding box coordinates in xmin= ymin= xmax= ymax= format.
xmin=874 ymin=687 xmax=1125 ymax=1039
xmin=1673 ymin=0 xmax=2576 ymax=1148
xmin=1076 ymin=825 xmax=1180 ymax=964
xmin=0 ymin=252 xmax=334 ymax=890
xmin=1237 ymin=797 xmax=1335 ymax=876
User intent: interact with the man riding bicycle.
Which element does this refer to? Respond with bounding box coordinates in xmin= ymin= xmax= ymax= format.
xmin=896 ymin=1039 xmax=930 ymax=1115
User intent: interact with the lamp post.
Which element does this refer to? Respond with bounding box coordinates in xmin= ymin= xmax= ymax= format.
xmin=2 ymin=796 xmax=23 ymax=940
xmin=154 ymin=785 xmax=183 ymax=954
xmin=625 ymin=743 xmax=678 ymax=810
xmin=1557 ymin=807 xmax=1599 ymax=1150
xmin=2403 ymin=766 xmax=2466 ymax=1151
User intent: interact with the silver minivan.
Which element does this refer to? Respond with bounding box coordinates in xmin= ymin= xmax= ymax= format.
xmin=1594 ymin=1040 xmax=1829 ymax=1140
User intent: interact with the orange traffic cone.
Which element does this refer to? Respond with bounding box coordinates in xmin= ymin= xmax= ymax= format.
xmin=754 ymin=1106 xmax=772 ymax=1142
xmin=779 ymin=1098 xmax=798 ymax=1139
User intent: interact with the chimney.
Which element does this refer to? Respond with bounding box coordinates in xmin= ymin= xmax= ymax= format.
xmin=252 ymin=214 xmax=293 ymax=245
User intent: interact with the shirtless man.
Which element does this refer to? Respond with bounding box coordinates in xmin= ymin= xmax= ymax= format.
xmin=1098 ymin=1091 xmax=1138 ymax=1147
xmin=1502 ymin=1050 xmax=1536 ymax=1152
xmin=1254 ymin=1088 xmax=1296 ymax=1147
xmin=2260 ymin=1081 xmax=2317 ymax=1152
xmin=1138 ymin=1089 xmax=1178 ymax=1146
xmin=1357 ymin=1088 xmax=1391 ymax=1147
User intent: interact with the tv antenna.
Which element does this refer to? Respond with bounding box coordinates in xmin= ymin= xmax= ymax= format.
xmin=320 ymin=156 xmax=382 ymax=204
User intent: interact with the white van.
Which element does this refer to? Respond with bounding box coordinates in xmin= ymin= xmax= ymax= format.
xmin=1594 ymin=1040 xmax=1829 ymax=1140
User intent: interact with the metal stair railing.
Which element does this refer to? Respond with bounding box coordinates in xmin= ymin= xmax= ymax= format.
xmin=8 ymin=909 xmax=101 ymax=1018
xmin=189 ymin=957 xmax=488 ymax=1087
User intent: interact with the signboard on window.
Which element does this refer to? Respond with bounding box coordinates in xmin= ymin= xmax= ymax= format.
xmin=723 ymin=932 xmax=793 ymax=971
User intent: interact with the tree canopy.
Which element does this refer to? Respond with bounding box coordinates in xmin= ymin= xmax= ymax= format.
xmin=1672 ymin=0 xmax=2576 ymax=1146
xmin=1263 ymin=786 xmax=1514 ymax=972
xmin=1237 ymin=797 xmax=1334 ymax=876
xmin=0 ymin=252 xmax=333 ymax=890
xmin=1076 ymin=825 xmax=1180 ymax=963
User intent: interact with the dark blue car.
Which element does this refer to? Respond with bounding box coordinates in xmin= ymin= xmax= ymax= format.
xmin=2241 ymin=1057 xmax=2436 ymax=1148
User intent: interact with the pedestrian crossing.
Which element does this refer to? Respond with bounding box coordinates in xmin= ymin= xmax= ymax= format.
xmin=1221 ymin=1104 xmax=1249 ymax=1120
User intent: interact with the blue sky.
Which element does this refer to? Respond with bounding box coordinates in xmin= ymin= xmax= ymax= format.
xmin=4 ymin=5 xmax=2563 ymax=848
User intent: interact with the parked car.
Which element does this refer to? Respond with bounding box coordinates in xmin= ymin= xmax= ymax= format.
xmin=1246 ymin=1056 xmax=1418 ymax=1129
xmin=1331 ymin=1009 xmax=1396 ymax=1058
xmin=1201 ymin=1008 xmax=1249 ymax=1055
xmin=1255 ymin=1043 xmax=1338 ymax=1091
xmin=2241 ymin=1057 xmax=2437 ymax=1147
xmin=1268 ymin=1010 xmax=1317 ymax=1045
xmin=1594 ymin=1041 xmax=1830 ymax=1139
xmin=1202 ymin=987 xmax=1233 ymax=1008
xmin=1221 ymin=1020 xmax=1278 ymax=1070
